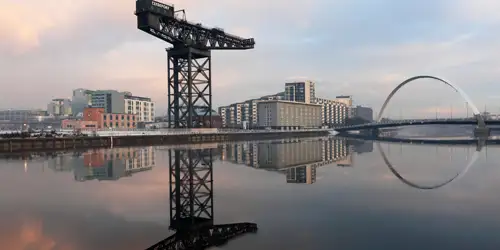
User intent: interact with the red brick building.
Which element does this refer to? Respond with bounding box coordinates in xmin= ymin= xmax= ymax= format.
xmin=82 ymin=107 xmax=137 ymax=129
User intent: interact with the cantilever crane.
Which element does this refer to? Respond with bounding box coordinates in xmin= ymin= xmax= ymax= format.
xmin=135 ymin=0 xmax=255 ymax=128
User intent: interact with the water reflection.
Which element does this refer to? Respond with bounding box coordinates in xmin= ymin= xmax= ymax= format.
xmin=74 ymin=147 xmax=155 ymax=181
xmin=148 ymin=148 xmax=257 ymax=249
xmin=219 ymin=138 xmax=373 ymax=184
xmin=377 ymin=142 xmax=480 ymax=190
xmin=0 ymin=147 xmax=157 ymax=181
xmin=1 ymin=137 xmax=500 ymax=249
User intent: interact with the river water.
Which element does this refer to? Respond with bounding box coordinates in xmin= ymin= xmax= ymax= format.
xmin=0 ymin=136 xmax=499 ymax=250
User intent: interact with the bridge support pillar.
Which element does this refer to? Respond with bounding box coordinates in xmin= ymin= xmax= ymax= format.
xmin=473 ymin=126 xmax=490 ymax=138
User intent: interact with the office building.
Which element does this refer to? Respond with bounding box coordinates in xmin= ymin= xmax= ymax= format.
xmin=218 ymin=92 xmax=285 ymax=129
xmin=335 ymin=95 xmax=353 ymax=118
xmin=47 ymin=98 xmax=72 ymax=116
xmin=246 ymin=99 xmax=260 ymax=128
xmin=352 ymin=105 xmax=373 ymax=122
xmin=91 ymin=90 xmax=127 ymax=114
xmin=0 ymin=109 xmax=60 ymax=129
xmin=285 ymin=81 xmax=315 ymax=104
xmin=0 ymin=109 xmax=46 ymax=122
xmin=218 ymin=102 xmax=249 ymax=128
xmin=124 ymin=94 xmax=155 ymax=122
xmin=335 ymin=95 xmax=353 ymax=106
xmin=315 ymin=98 xmax=349 ymax=126
xmin=71 ymin=89 xmax=94 ymax=116
xmin=257 ymin=100 xmax=322 ymax=129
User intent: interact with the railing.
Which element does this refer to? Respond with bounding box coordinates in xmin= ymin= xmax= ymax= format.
xmin=334 ymin=118 xmax=482 ymax=129
xmin=53 ymin=128 xmax=331 ymax=137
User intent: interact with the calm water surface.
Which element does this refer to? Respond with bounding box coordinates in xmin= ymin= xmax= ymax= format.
xmin=1 ymin=136 xmax=499 ymax=250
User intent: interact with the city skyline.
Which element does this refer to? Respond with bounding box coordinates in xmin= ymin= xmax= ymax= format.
xmin=2 ymin=0 xmax=500 ymax=118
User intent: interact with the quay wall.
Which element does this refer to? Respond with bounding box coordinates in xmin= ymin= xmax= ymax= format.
xmin=0 ymin=130 xmax=329 ymax=153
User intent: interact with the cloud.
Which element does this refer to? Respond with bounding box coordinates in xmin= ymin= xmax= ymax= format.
xmin=446 ymin=0 xmax=500 ymax=23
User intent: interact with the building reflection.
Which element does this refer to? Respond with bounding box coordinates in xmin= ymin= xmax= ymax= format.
xmin=3 ymin=147 xmax=157 ymax=181
xmin=73 ymin=147 xmax=156 ymax=181
xmin=220 ymin=138 xmax=373 ymax=184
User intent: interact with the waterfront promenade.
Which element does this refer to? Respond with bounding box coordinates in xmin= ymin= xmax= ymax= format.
xmin=0 ymin=128 xmax=331 ymax=152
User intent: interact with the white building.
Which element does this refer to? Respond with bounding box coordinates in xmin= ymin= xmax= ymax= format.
xmin=335 ymin=95 xmax=353 ymax=118
xmin=246 ymin=99 xmax=260 ymax=128
xmin=257 ymin=100 xmax=322 ymax=129
xmin=124 ymin=95 xmax=155 ymax=122
xmin=314 ymin=98 xmax=349 ymax=126
xmin=218 ymin=102 xmax=250 ymax=128
xmin=218 ymin=107 xmax=227 ymax=127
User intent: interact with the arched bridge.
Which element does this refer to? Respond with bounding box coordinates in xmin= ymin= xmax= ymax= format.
xmin=336 ymin=75 xmax=492 ymax=137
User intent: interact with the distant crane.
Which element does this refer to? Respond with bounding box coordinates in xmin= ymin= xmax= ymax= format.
xmin=135 ymin=0 xmax=255 ymax=128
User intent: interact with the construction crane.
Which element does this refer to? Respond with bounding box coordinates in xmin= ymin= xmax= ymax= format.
xmin=135 ymin=0 xmax=255 ymax=128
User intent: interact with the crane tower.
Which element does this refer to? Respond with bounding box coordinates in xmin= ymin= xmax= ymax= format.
xmin=135 ymin=0 xmax=255 ymax=128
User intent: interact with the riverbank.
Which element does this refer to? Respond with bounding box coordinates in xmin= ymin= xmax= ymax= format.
xmin=0 ymin=130 xmax=329 ymax=152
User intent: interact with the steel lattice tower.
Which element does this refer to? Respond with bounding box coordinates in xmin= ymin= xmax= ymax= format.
xmin=135 ymin=0 xmax=255 ymax=128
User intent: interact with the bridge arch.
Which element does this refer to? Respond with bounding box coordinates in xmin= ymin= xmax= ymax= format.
xmin=376 ymin=75 xmax=485 ymax=127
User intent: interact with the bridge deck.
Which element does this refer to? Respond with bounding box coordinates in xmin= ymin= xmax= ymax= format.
xmin=335 ymin=119 xmax=500 ymax=132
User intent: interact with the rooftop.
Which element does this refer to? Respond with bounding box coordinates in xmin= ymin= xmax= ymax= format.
xmin=257 ymin=100 xmax=322 ymax=106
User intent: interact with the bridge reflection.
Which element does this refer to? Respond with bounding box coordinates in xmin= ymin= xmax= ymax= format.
xmin=340 ymin=135 xmax=484 ymax=190
xmin=219 ymin=137 xmax=373 ymax=184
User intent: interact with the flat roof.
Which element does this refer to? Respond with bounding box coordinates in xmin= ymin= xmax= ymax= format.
xmin=257 ymin=100 xmax=321 ymax=106
xmin=125 ymin=95 xmax=152 ymax=102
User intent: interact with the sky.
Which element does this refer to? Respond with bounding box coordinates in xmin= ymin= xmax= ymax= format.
xmin=2 ymin=0 xmax=500 ymax=118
